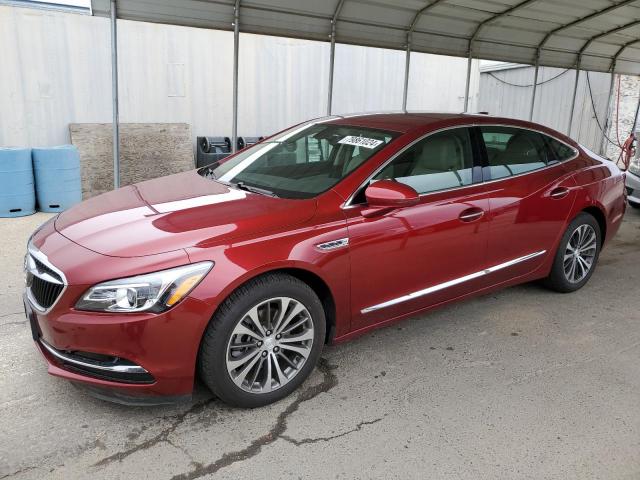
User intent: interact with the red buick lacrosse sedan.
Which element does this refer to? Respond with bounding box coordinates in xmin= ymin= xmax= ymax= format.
xmin=25 ymin=113 xmax=626 ymax=407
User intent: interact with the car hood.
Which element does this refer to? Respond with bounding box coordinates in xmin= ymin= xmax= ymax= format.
xmin=55 ymin=170 xmax=317 ymax=257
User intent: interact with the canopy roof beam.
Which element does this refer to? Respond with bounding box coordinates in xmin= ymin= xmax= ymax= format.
xmin=110 ymin=0 xmax=119 ymax=189
xmin=612 ymin=38 xmax=640 ymax=69
xmin=231 ymin=0 xmax=240 ymax=153
xmin=529 ymin=53 xmax=540 ymax=121
xmin=468 ymin=0 xmax=542 ymax=53
xmin=406 ymin=0 xmax=448 ymax=34
xmin=579 ymin=19 xmax=640 ymax=57
xmin=402 ymin=1 xmax=449 ymax=111
xmin=567 ymin=18 xmax=640 ymax=135
xmin=402 ymin=34 xmax=411 ymax=111
xmin=465 ymin=0 xmax=544 ymax=114
xmin=531 ymin=0 xmax=639 ymax=133
xmin=93 ymin=0 xmax=640 ymax=76
xmin=538 ymin=0 xmax=639 ymax=50
xmin=600 ymin=64 xmax=618 ymax=155
xmin=327 ymin=0 xmax=346 ymax=115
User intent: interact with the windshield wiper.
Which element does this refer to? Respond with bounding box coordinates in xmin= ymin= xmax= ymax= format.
xmin=199 ymin=165 xmax=218 ymax=179
xmin=233 ymin=181 xmax=279 ymax=198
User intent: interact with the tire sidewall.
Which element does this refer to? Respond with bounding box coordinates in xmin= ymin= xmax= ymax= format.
xmin=199 ymin=275 xmax=326 ymax=408
xmin=551 ymin=213 xmax=602 ymax=292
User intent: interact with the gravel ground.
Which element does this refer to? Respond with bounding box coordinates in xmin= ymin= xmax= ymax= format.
xmin=1 ymin=209 xmax=640 ymax=480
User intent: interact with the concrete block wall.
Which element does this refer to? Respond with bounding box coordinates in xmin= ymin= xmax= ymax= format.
xmin=69 ymin=123 xmax=193 ymax=198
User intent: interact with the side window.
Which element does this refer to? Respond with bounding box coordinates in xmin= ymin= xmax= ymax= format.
xmin=543 ymin=136 xmax=576 ymax=162
xmin=372 ymin=128 xmax=475 ymax=195
xmin=480 ymin=127 xmax=550 ymax=180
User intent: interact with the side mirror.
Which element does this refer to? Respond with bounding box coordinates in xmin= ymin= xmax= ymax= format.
xmin=362 ymin=180 xmax=419 ymax=217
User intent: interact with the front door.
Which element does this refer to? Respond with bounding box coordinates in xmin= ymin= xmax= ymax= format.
xmin=345 ymin=127 xmax=492 ymax=331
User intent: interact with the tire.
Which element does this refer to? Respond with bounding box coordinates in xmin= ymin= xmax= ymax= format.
xmin=198 ymin=273 xmax=325 ymax=408
xmin=629 ymin=200 xmax=640 ymax=209
xmin=543 ymin=212 xmax=602 ymax=293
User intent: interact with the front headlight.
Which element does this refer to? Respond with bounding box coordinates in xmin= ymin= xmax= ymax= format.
xmin=75 ymin=262 xmax=213 ymax=313
xmin=629 ymin=157 xmax=640 ymax=176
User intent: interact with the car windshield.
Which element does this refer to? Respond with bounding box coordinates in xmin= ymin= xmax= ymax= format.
xmin=198 ymin=121 xmax=398 ymax=199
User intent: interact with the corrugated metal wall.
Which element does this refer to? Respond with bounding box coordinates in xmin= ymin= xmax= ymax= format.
xmin=0 ymin=5 xmax=477 ymax=148
xmin=478 ymin=65 xmax=611 ymax=151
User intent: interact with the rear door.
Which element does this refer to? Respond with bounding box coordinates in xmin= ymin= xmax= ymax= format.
xmin=477 ymin=125 xmax=579 ymax=283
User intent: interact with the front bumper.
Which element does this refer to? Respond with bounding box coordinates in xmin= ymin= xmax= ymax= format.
xmin=24 ymin=288 xmax=215 ymax=404
xmin=626 ymin=170 xmax=640 ymax=204
xmin=38 ymin=337 xmax=155 ymax=384
xmin=24 ymin=225 xmax=217 ymax=404
xmin=26 ymin=290 xmax=212 ymax=404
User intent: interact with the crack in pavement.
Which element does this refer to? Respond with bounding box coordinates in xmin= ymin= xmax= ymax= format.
xmin=92 ymin=397 xmax=217 ymax=468
xmin=0 ymin=311 xmax=23 ymax=319
xmin=0 ymin=465 xmax=37 ymax=479
xmin=281 ymin=416 xmax=384 ymax=446
xmin=170 ymin=357 xmax=338 ymax=480
xmin=166 ymin=438 xmax=198 ymax=465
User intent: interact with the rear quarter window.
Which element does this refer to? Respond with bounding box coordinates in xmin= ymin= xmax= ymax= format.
xmin=480 ymin=126 xmax=550 ymax=180
xmin=480 ymin=126 xmax=577 ymax=181
xmin=543 ymin=136 xmax=577 ymax=162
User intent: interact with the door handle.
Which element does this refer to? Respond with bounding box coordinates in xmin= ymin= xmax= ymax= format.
xmin=550 ymin=187 xmax=570 ymax=199
xmin=459 ymin=207 xmax=484 ymax=222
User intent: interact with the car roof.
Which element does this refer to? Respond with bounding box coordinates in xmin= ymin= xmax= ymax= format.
xmin=325 ymin=112 xmax=486 ymax=133
xmin=323 ymin=112 xmax=577 ymax=147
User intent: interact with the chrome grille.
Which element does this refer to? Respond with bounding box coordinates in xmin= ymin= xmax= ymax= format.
xmin=29 ymin=275 xmax=64 ymax=310
xmin=32 ymin=257 xmax=63 ymax=283
xmin=25 ymin=244 xmax=66 ymax=312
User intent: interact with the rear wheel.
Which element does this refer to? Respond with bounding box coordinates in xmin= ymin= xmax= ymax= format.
xmin=198 ymin=274 xmax=325 ymax=408
xmin=543 ymin=212 xmax=601 ymax=293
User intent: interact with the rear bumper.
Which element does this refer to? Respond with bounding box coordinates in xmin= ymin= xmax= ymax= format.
xmin=626 ymin=170 xmax=640 ymax=204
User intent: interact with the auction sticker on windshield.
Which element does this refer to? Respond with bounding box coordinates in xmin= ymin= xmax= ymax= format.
xmin=338 ymin=136 xmax=384 ymax=149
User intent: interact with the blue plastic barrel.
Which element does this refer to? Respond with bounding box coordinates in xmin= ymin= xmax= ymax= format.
xmin=0 ymin=147 xmax=35 ymax=217
xmin=32 ymin=145 xmax=82 ymax=213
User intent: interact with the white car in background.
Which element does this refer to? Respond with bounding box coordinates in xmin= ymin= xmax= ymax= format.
xmin=627 ymin=156 xmax=640 ymax=209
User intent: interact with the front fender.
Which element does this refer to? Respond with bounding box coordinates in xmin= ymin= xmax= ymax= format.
xmin=184 ymin=215 xmax=351 ymax=340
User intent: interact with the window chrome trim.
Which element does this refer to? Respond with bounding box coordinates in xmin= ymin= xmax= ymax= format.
xmin=342 ymin=122 xmax=579 ymax=209
xmin=25 ymin=241 xmax=68 ymax=314
xmin=39 ymin=339 xmax=149 ymax=374
xmin=361 ymin=250 xmax=547 ymax=314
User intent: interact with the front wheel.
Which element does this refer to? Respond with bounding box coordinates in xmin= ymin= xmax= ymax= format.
xmin=543 ymin=212 xmax=601 ymax=293
xmin=198 ymin=274 xmax=325 ymax=408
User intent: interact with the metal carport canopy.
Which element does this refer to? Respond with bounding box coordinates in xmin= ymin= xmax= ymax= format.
xmin=92 ymin=0 xmax=640 ymax=75
xmin=90 ymin=0 xmax=640 ymax=188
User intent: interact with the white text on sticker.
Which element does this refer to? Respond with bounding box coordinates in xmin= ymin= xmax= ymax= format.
xmin=338 ymin=136 xmax=384 ymax=149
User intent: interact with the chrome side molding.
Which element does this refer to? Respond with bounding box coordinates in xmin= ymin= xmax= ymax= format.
xmin=361 ymin=250 xmax=546 ymax=314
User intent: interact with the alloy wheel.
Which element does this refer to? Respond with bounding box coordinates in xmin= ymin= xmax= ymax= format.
xmin=563 ymin=224 xmax=597 ymax=283
xmin=226 ymin=297 xmax=314 ymax=394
